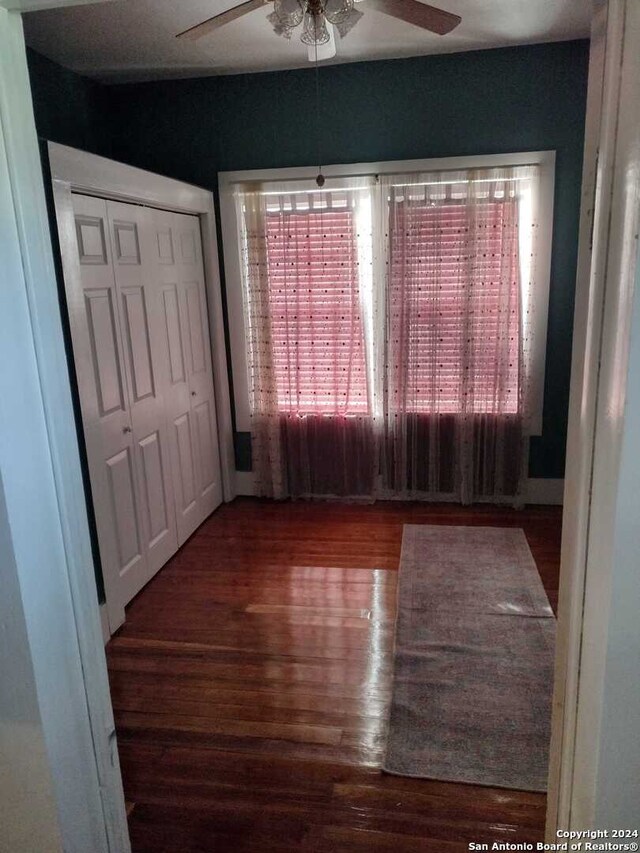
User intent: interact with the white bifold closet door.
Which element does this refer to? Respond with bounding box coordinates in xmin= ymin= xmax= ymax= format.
xmin=153 ymin=210 xmax=222 ymax=543
xmin=68 ymin=194 xmax=222 ymax=630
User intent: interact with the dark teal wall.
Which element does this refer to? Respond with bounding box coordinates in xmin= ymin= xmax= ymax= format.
xmin=26 ymin=48 xmax=112 ymax=157
xmin=28 ymin=40 xmax=590 ymax=479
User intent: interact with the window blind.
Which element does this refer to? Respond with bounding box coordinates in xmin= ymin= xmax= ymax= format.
xmin=388 ymin=197 xmax=520 ymax=415
xmin=265 ymin=197 xmax=369 ymax=415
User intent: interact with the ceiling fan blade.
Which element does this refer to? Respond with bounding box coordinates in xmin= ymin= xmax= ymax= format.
xmin=177 ymin=0 xmax=268 ymax=41
xmin=362 ymin=0 xmax=460 ymax=34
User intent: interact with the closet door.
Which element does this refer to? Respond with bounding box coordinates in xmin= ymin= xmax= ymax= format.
xmin=105 ymin=201 xmax=178 ymax=581
xmin=152 ymin=209 xmax=201 ymax=542
xmin=69 ymin=194 xmax=148 ymax=629
xmin=174 ymin=213 xmax=222 ymax=519
xmin=152 ymin=210 xmax=222 ymax=543
xmin=67 ymin=195 xmax=220 ymax=628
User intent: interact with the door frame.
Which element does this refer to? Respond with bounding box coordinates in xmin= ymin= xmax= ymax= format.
xmin=546 ymin=0 xmax=640 ymax=835
xmin=49 ymin=141 xmax=236 ymax=519
xmin=0 ymin=10 xmax=130 ymax=851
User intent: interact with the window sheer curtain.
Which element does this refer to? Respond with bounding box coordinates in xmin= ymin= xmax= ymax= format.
xmin=378 ymin=165 xmax=540 ymax=505
xmin=238 ymin=180 xmax=377 ymax=499
xmin=236 ymin=165 xmax=541 ymax=505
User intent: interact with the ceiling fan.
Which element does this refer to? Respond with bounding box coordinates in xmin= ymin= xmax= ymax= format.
xmin=177 ymin=0 xmax=461 ymax=62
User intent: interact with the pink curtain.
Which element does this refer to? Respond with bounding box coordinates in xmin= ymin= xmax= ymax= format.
xmin=239 ymin=166 xmax=539 ymax=504
xmin=380 ymin=167 xmax=536 ymax=504
xmin=241 ymin=184 xmax=376 ymax=498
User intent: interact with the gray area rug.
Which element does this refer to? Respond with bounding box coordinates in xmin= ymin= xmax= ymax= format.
xmin=383 ymin=525 xmax=556 ymax=792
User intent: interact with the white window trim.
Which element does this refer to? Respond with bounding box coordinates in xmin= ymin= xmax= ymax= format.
xmin=219 ymin=151 xmax=555 ymax=436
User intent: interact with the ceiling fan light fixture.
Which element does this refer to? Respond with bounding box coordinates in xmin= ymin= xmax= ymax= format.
xmin=300 ymin=11 xmax=331 ymax=45
xmin=323 ymin=0 xmax=355 ymax=24
xmin=333 ymin=7 xmax=363 ymax=37
xmin=178 ymin=0 xmax=461 ymax=46
xmin=267 ymin=10 xmax=294 ymax=37
xmin=273 ymin=0 xmax=305 ymax=28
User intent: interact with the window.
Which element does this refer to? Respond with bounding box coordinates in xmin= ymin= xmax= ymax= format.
xmin=221 ymin=153 xmax=553 ymax=438
xmin=265 ymin=200 xmax=369 ymax=415
xmin=222 ymin=156 xmax=552 ymax=501
xmin=387 ymin=196 xmax=521 ymax=415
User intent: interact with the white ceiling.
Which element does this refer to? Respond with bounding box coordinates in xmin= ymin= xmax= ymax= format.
xmin=23 ymin=0 xmax=591 ymax=83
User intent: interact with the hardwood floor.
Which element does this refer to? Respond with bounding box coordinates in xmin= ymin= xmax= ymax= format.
xmin=107 ymin=497 xmax=562 ymax=852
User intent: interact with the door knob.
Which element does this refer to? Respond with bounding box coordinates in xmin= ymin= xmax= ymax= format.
xmin=123 ymin=426 xmax=132 ymax=434
xmin=191 ymin=391 xmax=196 ymax=397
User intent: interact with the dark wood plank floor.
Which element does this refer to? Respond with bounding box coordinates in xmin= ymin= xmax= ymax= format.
xmin=107 ymin=497 xmax=562 ymax=852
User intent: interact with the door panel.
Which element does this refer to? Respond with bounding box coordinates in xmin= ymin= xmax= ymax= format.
xmin=75 ymin=214 xmax=108 ymax=264
xmin=153 ymin=209 xmax=200 ymax=543
xmin=175 ymin=412 xmax=197 ymax=513
xmin=138 ymin=430 xmax=171 ymax=548
xmin=162 ymin=284 xmax=186 ymax=386
xmin=106 ymin=200 xmax=178 ymax=579
xmin=173 ymin=213 xmax=223 ymax=517
xmin=105 ymin=446 xmax=143 ymax=581
xmin=113 ymin=219 xmax=140 ymax=264
xmin=69 ymin=194 xmax=141 ymax=629
xmin=120 ymin=286 xmax=155 ymax=403
xmin=185 ymin=281 xmax=207 ymax=376
xmin=152 ymin=209 xmax=222 ymax=542
xmin=156 ymin=226 xmax=175 ymax=264
xmin=194 ymin=399 xmax=217 ymax=498
xmin=179 ymin=230 xmax=197 ymax=263
xmin=84 ymin=288 xmax=126 ymax=417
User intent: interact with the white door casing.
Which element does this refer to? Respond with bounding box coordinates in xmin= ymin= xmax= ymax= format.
xmin=546 ymin=0 xmax=640 ymax=834
xmin=0 ymin=10 xmax=129 ymax=852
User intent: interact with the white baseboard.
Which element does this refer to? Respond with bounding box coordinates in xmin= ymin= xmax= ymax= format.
xmin=99 ymin=603 xmax=110 ymax=645
xmin=234 ymin=471 xmax=564 ymax=505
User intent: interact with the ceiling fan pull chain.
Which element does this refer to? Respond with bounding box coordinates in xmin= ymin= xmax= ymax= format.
xmin=314 ymin=36 xmax=325 ymax=187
